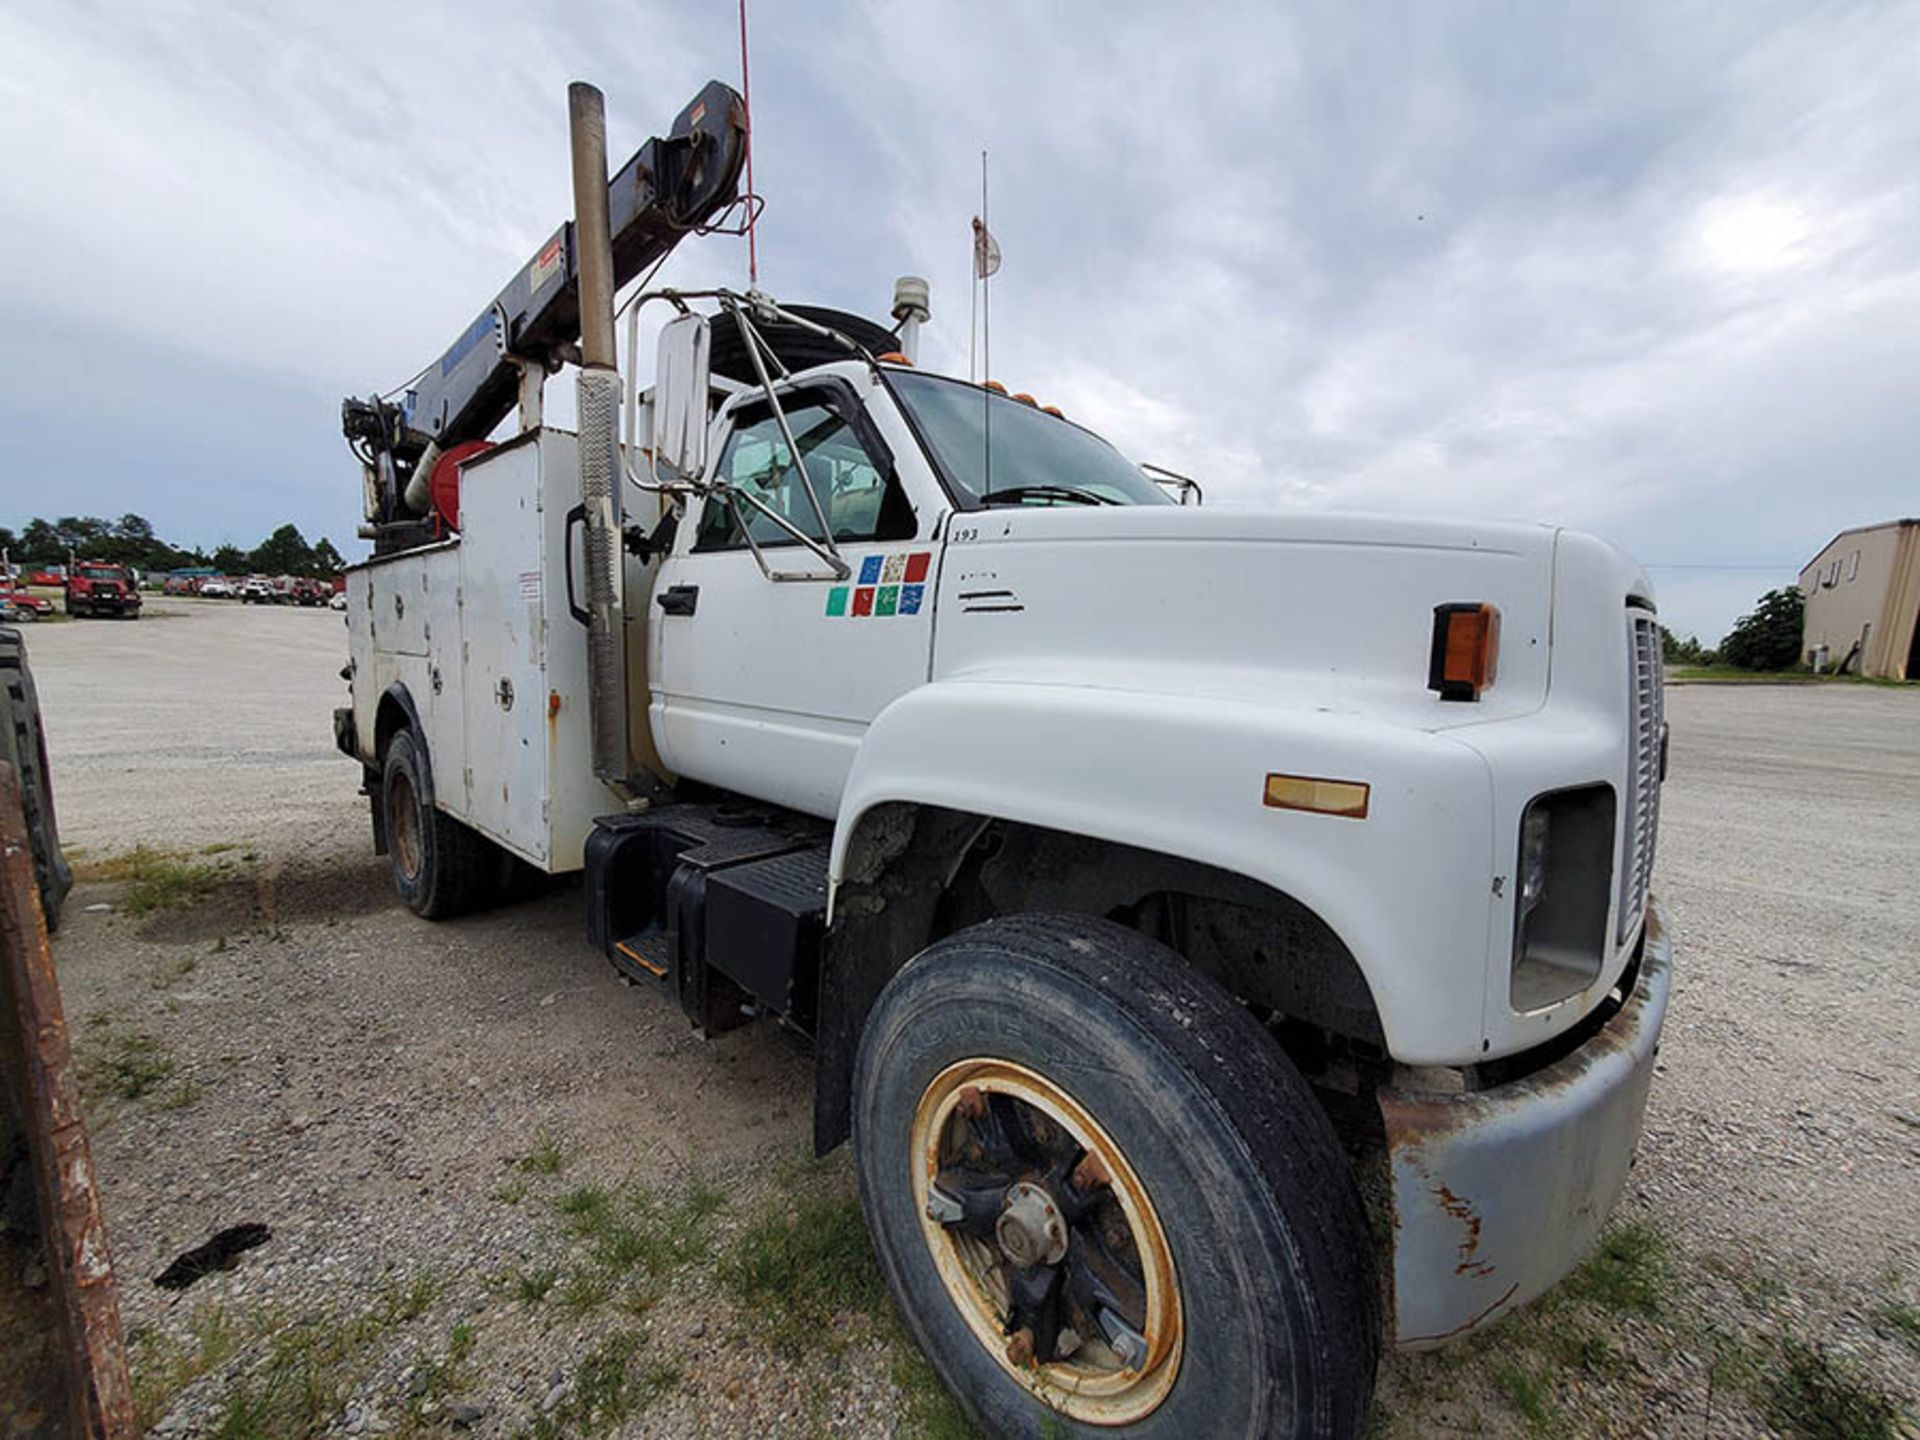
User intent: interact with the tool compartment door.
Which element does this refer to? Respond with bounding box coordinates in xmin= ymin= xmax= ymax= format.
xmin=456 ymin=431 xmax=621 ymax=873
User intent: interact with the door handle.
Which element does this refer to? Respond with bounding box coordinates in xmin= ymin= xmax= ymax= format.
xmin=562 ymin=505 xmax=590 ymax=626
xmin=656 ymin=584 xmax=699 ymax=616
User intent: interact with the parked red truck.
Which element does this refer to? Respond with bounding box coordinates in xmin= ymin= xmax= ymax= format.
xmin=64 ymin=563 xmax=141 ymax=619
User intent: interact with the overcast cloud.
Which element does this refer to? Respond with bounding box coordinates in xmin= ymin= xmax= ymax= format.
xmin=3 ymin=0 xmax=1917 ymax=642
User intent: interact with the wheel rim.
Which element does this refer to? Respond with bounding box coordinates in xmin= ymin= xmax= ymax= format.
xmin=389 ymin=769 xmax=423 ymax=883
xmin=910 ymin=1058 xmax=1182 ymax=1426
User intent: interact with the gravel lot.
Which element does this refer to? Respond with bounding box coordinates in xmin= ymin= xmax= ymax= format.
xmin=11 ymin=603 xmax=1920 ymax=1438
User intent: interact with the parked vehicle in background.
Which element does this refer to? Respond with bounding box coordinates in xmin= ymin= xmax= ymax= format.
xmin=0 ymin=577 xmax=55 ymax=617
xmin=64 ymin=562 xmax=140 ymax=619
xmin=328 ymin=591 xmax=348 ymax=611
xmin=199 ymin=578 xmax=236 ymax=598
xmin=286 ymin=577 xmax=331 ymax=607
xmin=238 ymin=578 xmax=276 ymax=604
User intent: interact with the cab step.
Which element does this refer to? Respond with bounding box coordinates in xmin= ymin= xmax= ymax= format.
xmin=586 ymin=803 xmax=830 ymax=1035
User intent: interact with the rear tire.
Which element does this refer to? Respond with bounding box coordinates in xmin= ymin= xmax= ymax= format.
xmin=380 ymin=728 xmax=490 ymax=919
xmin=853 ymin=914 xmax=1380 ymax=1439
xmin=0 ymin=627 xmax=73 ymax=929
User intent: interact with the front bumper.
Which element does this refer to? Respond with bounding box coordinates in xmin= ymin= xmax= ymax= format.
xmin=1378 ymin=898 xmax=1672 ymax=1348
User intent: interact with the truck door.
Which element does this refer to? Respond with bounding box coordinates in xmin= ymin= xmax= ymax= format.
xmin=649 ymin=380 xmax=933 ymax=817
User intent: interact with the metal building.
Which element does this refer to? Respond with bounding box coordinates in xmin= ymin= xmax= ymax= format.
xmin=1799 ymin=519 xmax=1920 ymax=678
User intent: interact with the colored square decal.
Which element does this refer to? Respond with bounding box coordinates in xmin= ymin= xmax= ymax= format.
xmin=858 ymin=554 xmax=883 ymax=586
xmin=899 ymin=583 xmax=925 ymax=615
xmin=851 ymin=587 xmax=875 ymax=616
xmin=875 ymin=585 xmax=899 ymax=616
xmin=881 ymin=553 xmax=907 ymax=584
xmin=904 ymin=551 xmax=931 ymax=583
xmin=825 ymin=586 xmax=849 ymax=617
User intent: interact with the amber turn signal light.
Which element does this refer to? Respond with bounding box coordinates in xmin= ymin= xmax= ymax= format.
xmin=1429 ymin=603 xmax=1500 ymax=701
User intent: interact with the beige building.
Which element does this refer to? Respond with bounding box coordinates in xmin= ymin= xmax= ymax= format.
xmin=1799 ymin=519 xmax=1920 ymax=678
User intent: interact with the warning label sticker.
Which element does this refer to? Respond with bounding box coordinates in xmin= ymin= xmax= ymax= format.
xmin=519 ymin=571 xmax=542 ymax=602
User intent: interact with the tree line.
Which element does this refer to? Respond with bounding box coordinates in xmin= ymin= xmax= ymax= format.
xmin=1662 ymin=586 xmax=1805 ymax=672
xmin=0 ymin=514 xmax=347 ymax=580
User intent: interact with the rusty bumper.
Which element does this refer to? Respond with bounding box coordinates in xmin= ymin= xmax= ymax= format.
xmin=1378 ymin=899 xmax=1671 ymax=1349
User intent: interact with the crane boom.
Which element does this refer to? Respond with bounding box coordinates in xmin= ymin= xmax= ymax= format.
xmin=344 ymin=79 xmax=747 ymax=522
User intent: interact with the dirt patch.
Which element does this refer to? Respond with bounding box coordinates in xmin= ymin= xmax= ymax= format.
xmin=134 ymin=855 xmax=400 ymax=943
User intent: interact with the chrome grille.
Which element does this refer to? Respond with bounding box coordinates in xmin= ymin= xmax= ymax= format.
xmin=1619 ymin=611 xmax=1664 ymax=942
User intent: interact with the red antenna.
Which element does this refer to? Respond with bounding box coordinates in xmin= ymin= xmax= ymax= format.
xmin=738 ymin=0 xmax=758 ymax=286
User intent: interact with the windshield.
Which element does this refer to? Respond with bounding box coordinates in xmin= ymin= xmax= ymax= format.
xmin=78 ymin=565 xmax=124 ymax=580
xmin=889 ymin=371 xmax=1171 ymax=508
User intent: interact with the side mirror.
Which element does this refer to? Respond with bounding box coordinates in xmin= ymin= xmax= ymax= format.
xmin=653 ymin=313 xmax=712 ymax=483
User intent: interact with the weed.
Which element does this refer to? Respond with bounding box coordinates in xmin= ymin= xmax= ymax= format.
xmin=1489 ymin=1357 xmax=1561 ymax=1438
xmin=1756 ymin=1337 xmax=1906 ymax=1440
xmin=91 ymin=1033 xmax=175 ymax=1102
xmin=517 ymin=1332 xmax=676 ymax=1438
xmin=557 ymin=1180 xmax=722 ymax=1280
xmin=517 ymin=1131 xmax=568 ymax=1176
xmin=890 ymin=1334 xmax=981 ymax=1439
xmin=448 ymin=1321 xmax=476 ymax=1363
xmin=75 ymin=845 xmax=221 ymax=914
xmin=200 ymin=842 xmax=238 ymax=855
xmin=198 ymin=1268 xmax=443 ymax=1438
xmin=491 ymin=1177 xmax=529 ymax=1205
xmin=132 ymin=1303 xmax=245 ymax=1428
xmin=1561 ymin=1216 xmax=1670 ymax=1316
xmin=1873 ymin=1298 xmax=1920 ymax=1359
xmin=558 ymin=1266 xmax=614 ymax=1316
xmin=510 ymin=1266 xmax=560 ymax=1305
xmin=721 ymin=1189 xmax=884 ymax=1355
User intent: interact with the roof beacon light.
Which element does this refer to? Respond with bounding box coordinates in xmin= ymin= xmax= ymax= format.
xmin=1429 ymin=603 xmax=1500 ymax=702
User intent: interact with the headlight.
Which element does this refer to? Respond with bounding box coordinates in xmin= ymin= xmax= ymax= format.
xmin=1511 ymin=785 xmax=1616 ymax=1011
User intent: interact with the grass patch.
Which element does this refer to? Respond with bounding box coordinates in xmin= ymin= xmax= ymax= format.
xmin=1873 ymin=1298 xmax=1920 ymax=1359
xmin=1560 ymin=1216 xmax=1671 ymax=1316
xmin=516 ymin=1131 xmax=568 ymax=1176
xmin=139 ymin=1268 xmax=443 ymax=1437
xmin=132 ymin=1303 xmax=246 ymax=1428
xmin=1754 ymin=1337 xmax=1906 ymax=1440
xmin=74 ymin=844 xmax=226 ymax=914
xmin=1489 ymin=1356 xmax=1561 ymax=1438
xmin=520 ymin=1331 xmax=677 ymax=1438
xmin=890 ymin=1336 xmax=981 ymax=1439
xmin=507 ymin=1265 xmax=559 ymax=1305
xmin=491 ymin=1177 xmax=530 ymax=1205
xmin=557 ymin=1178 xmax=724 ymax=1279
xmin=90 ymin=1032 xmax=176 ymax=1102
xmin=720 ymin=1188 xmax=885 ymax=1354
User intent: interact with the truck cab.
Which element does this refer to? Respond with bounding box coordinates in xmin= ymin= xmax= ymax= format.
xmin=335 ymin=79 xmax=1670 ymax=1440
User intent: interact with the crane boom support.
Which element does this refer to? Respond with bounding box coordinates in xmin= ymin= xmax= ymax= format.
xmin=345 ymin=79 xmax=746 ymax=486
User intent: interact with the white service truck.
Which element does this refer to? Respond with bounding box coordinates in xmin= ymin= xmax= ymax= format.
xmin=336 ymin=80 xmax=1671 ymax=1439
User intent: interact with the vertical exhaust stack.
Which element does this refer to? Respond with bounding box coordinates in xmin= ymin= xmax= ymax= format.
xmin=569 ymin=82 xmax=629 ymax=788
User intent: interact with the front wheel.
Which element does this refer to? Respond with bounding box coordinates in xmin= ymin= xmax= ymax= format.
xmin=853 ymin=914 xmax=1380 ymax=1439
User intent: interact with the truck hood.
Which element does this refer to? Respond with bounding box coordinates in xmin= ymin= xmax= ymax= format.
xmin=932 ymin=506 xmax=1580 ymax=731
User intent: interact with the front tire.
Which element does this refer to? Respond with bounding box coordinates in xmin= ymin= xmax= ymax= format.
xmin=853 ymin=914 xmax=1380 ymax=1439
xmin=380 ymin=728 xmax=490 ymax=919
xmin=0 ymin=627 xmax=73 ymax=928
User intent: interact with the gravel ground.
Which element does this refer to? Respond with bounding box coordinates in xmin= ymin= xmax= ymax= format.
xmin=13 ymin=605 xmax=1920 ymax=1438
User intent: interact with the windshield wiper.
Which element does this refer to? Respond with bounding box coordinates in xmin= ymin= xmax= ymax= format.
xmin=978 ymin=484 xmax=1115 ymax=507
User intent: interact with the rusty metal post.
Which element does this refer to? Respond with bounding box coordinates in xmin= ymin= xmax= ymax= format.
xmin=0 ymin=763 xmax=135 ymax=1438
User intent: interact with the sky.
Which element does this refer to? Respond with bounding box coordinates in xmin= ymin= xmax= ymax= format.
xmin=2 ymin=1 xmax=1917 ymax=644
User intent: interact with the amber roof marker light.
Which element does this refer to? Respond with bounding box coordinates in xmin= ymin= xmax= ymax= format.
xmin=1429 ymin=603 xmax=1501 ymax=702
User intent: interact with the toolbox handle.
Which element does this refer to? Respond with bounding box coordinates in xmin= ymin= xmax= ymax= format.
xmin=562 ymin=505 xmax=591 ymax=626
